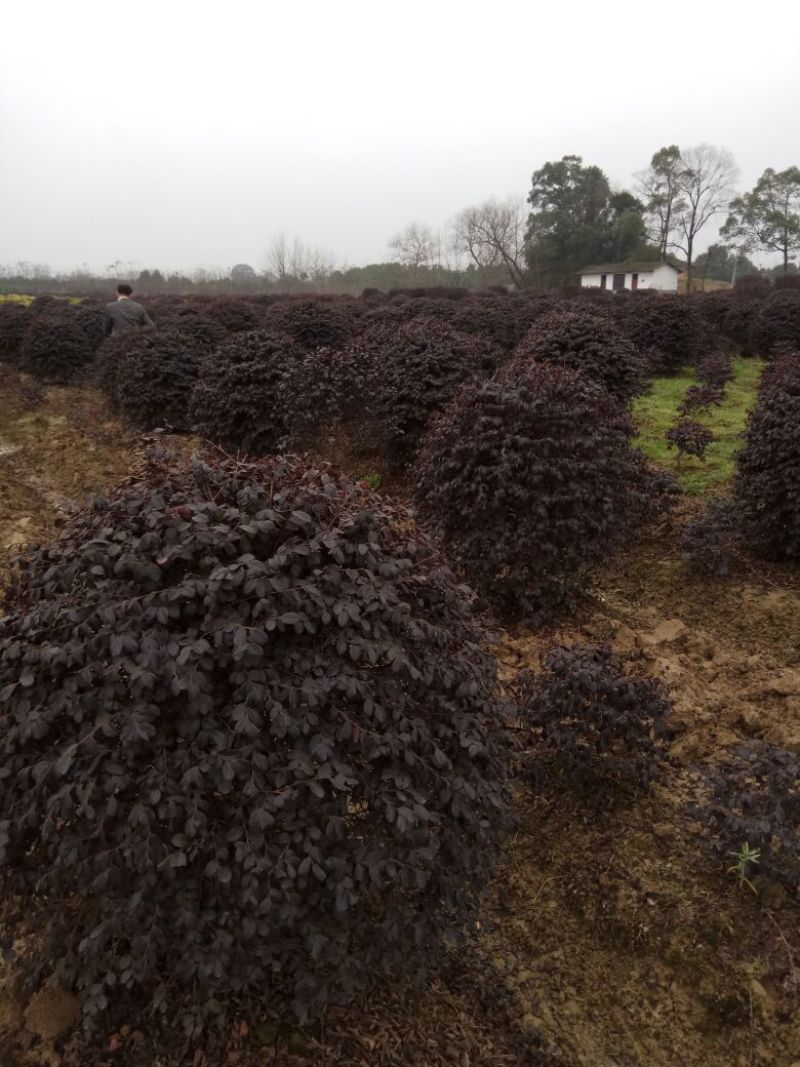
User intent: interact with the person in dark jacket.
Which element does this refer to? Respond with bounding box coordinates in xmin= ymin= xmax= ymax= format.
xmin=103 ymin=283 xmax=156 ymax=336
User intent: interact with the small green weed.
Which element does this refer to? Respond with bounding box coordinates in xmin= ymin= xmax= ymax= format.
xmin=727 ymin=842 xmax=760 ymax=894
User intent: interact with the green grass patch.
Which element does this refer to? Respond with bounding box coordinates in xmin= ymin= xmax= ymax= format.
xmin=633 ymin=358 xmax=763 ymax=495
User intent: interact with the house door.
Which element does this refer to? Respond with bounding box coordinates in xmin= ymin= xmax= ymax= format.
xmin=612 ymin=273 xmax=625 ymax=291
xmin=631 ymin=273 xmax=639 ymax=291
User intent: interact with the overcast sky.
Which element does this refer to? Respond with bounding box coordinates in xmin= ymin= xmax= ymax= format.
xmin=1 ymin=0 xmax=799 ymax=275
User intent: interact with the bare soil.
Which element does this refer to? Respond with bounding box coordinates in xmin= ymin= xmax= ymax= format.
xmin=1 ymin=367 xmax=798 ymax=1067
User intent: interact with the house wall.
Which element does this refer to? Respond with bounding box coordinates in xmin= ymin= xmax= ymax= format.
xmin=580 ymin=268 xmax=679 ymax=292
xmin=648 ymin=265 xmax=679 ymax=292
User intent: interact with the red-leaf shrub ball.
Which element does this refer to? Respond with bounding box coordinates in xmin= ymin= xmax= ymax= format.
xmin=207 ymin=296 xmax=259 ymax=333
xmin=750 ymin=290 xmax=800 ymax=359
xmin=414 ymin=362 xmax=674 ymax=619
xmin=189 ymin=330 xmax=299 ymax=455
xmin=614 ymin=293 xmax=702 ymax=374
xmin=111 ymin=329 xmax=201 ymax=430
xmin=368 ymin=318 xmax=504 ymax=471
xmin=0 ymin=452 xmax=510 ymax=1028
xmin=0 ymin=301 xmax=31 ymax=365
xmin=517 ymin=643 xmax=672 ymax=793
xmin=20 ymin=304 xmax=96 ymax=383
xmin=665 ymin=420 xmax=714 ymax=460
xmin=263 ymin=298 xmax=353 ymax=351
xmin=514 ymin=306 xmax=643 ymax=402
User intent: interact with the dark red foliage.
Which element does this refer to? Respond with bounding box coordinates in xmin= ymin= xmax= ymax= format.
xmin=774 ymin=274 xmax=800 ymax=291
xmin=696 ymin=353 xmax=733 ymax=387
xmin=112 ymin=330 xmax=201 ymax=431
xmin=680 ymin=499 xmax=742 ymax=577
xmin=706 ymin=743 xmax=800 ymax=890
xmin=0 ymin=451 xmax=510 ymax=1028
xmin=207 ymin=297 xmax=259 ymax=333
xmin=614 ymin=293 xmax=702 ymax=374
xmin=750 ymin=290 xmax=800 ymax=358
xmin=189 ymin=331 xmax=299 ymax=455
xmin=369 ymin=319 xmax=504 ymax=471
xmin=278 ymin=341 xmax=383 ymax=455
xmin=733 ymin=351 xmax=800 ymax=559
xmin=72 ymin=301 xmax=106 ymax=354
xmin=414 ymin=362 xmax=675 ymax=619
xmin=734 ymin=274 xmax=771 ymax=299
xmin=20 ymin=305 xmax=95 ymax=383
xmin=516 ymin=643 xmax=671 ymax=793
xmin=679 ymin=383 xmax=725 ymax=415
xmin=514 ymin=306 xmax=643 ymax=401
xmin=263 ymin=298 xmax=353 ymax=351
xmin=450 ymin=298 xmax=531 ymax=353
xmin=0 ymin=302 xmax=31 ymax=365
xmin=665 ymin=420 xmax=714 ymax=460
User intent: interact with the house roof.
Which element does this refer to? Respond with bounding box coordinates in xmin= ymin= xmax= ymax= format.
xmin=577 ymin=261 xmax=683 ymax=275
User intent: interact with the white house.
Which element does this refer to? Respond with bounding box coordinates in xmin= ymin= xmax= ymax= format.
xmin=577 ymin=261 xmax=682 ymax=293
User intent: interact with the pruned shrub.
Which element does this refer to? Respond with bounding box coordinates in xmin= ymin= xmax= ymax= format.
xmin=733 ymin=351 xmax=800 ymax=560
xmin=278 ymin=340 xmax=383 ymax=463
xmin=0 ymin=301 xmax=31 ymax=365
xmin=615 ymin=293 xmax=702 ymax=374
xmin=706 ymin=743 xmax=800 ymax=891
xmin=189 ymin=330 xmax=298 ymax=455
xmin=372 ymin=319 xmax=504 ymax=471
xmin=0 ymin=451 xmax=510 ymax=1030
xmin=264 ymin=298 xmax=353 ymax=351
xmin=516 ymin=644 xmax=671 ymax=793
xmin=750 ymin=290 xmax=800 ymax=358
xmin=734 ymin=274 xmax=771 ymax=299
xmin=113 ymin=330 xmax=200 ymax=430
xmin=73 ymin=302 xmax=106 ymax=354
xmin=666 ymin=420 xmax=714 ymax=460
xmin=514 ymin=306 xmax=643 ymax=402
xmin=20 ymin=305 xmax=95 ymax=383
xmin=696 ymin=353 xmax=733 ymax=388
xmin=680 ymin=499 xmax=742 ymax=577
xmin=414 ymin=362 xmax=675 ymax=619
xmin=450 ymin=298 xmax=523 ymax=353
xmin=207 ymin=296 xmax=259 ymax=333
xmin=172 ymin=313 xmax=227 ymax=353
xmin=774 ymin=274 xmax=800 ymax=291
xmin=680 ymin=383 xmax=725 ymax=415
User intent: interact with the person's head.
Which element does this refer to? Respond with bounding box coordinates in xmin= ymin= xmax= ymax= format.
xmin=116 ymin=283 xmax=133 ymax=298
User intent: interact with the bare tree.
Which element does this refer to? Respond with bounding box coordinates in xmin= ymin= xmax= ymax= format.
xmin=451 ymin=197 xmax=527 ymax=288
xmin=388 ymin=222 xmax=438 ymax=270
xmin=672 ymin=145 xmax=738 ymax=291
xmin=264 ymin=233 xmax=336 ymax=287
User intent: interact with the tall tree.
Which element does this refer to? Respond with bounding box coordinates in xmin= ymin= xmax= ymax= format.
xmin=672 ymin=144 xmax=738 ymax=291
xmin=722 ymin=166 xmax=800 ymax=276
xmin=452 ymin=197 xmax=527 ymax=288
xmin=525 ymin=156 xmax=649 ymax=284
xmin=694 ymin=243 xmax=759 ymax=284
xmin=635 ymin=146 xmax=685 ymax=259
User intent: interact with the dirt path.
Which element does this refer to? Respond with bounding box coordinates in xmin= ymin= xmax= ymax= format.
xmin=0 ymin=366 xmax=137 ymax=570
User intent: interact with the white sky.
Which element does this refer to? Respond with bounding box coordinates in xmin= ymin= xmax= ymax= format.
xmin=1 ymin=0 xmax=799 ymax=274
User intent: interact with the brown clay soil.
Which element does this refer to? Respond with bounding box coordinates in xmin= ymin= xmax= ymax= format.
xmin=1 ymin=366 xmax=799 ymax=1067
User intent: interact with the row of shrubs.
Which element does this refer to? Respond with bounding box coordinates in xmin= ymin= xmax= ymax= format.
xmin=2 ymin=288 xmax=797 ymax=604
xmin=1 ymin=448 xmax=796 ymax=1045
xmin=2 ymin=282 xmax=800 ymax=385
xmin=682 ymin=346 xmax=800 ymax=571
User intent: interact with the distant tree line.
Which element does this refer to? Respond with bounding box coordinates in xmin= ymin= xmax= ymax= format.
xmin=3 ymin=150 xmax=798 ymax=296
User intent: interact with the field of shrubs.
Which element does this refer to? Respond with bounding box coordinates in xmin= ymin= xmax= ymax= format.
xmin=0 ymin=278 xmax=799 ymax=1066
